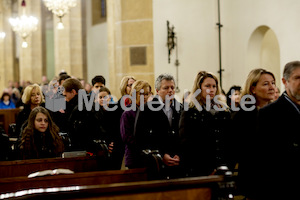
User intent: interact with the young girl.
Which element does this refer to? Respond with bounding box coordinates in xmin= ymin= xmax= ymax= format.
xmin=19 ymin=106 xmax=64 ymax=159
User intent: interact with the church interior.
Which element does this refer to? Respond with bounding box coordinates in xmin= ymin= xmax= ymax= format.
xmin=1 ymin=0 xmax=299 ymax=99
xmin=0 ymin=0 xmax=299 ymax=199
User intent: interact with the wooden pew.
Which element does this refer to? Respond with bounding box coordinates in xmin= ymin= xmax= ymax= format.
xmin=0 ymin=175 xmax=224 ymax=200
xmin=0 ymin=108 xmax=20 ymax=135
xmin=0 ymin=168 xmax=148 ymax=194
xmin=0 ymin=156 xmax=104 ymax=178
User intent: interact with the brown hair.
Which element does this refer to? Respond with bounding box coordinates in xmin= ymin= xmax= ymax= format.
xmin=62 ymin=78 xmax=83 ymax=93
xmin=189 ymin=71 xmax=221 ymax=107
xmin=99 ymin=86 xmax=111 ymax=95
xmin=19 ymin=107 xmax=64 ymax=159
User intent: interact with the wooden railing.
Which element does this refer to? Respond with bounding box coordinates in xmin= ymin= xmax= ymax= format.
xmin=0 ymin=168 xmax=148 ymax=194
xmin=0 ymin=175 xmax=223 ymax=200
xmin=0 ymin=156 xmax=102 ymax=178
xmin=0 ymin=156 xmax=228 ymax=200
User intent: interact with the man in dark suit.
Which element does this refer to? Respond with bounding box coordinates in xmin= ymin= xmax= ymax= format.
xmin=135 ymin=73 xmax=183 ymax=179
xmin=249 ymin=61 xmax=300 ymax=199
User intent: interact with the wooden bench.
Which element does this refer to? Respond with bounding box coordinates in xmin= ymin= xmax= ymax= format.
xmin=0 ymin=168 xmax=148 ymax=194
xmin=0 ymin=156 xmax=104 ymax=178
xmin=0 ymin=108 xmax=20 ymax=135
xmin=0 ymin=175 xmax=224 ymax=200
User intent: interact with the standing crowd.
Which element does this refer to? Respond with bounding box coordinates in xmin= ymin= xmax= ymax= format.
xmin=0 ymin=60 xmax=299 ymax=199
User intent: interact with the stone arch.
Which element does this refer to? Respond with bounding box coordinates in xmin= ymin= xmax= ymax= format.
xmin=246 ymin=26 xmax=281 ymax=88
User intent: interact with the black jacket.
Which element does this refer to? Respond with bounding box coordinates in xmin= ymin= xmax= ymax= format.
xmin=179 ymin=106 xmax=232 ymax=176
xmin=248 ymin=93 xmax=300 ymax=199
xmin=135 ymin=96 xmax=183 ymax=157
xmin=92 ymin=103 xmax=124 ymax=169
xmin=64 ymin=95 xmax=94 ymax=151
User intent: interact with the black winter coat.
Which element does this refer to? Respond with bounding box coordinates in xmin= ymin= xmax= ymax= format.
xmin=247 ymin=93 xmax=300 ymax=199
xmin=135 ymin=97 xmax=183 ymax=157
xmin=92 ymin=103 xmax=124 ymax=169
xmin=179 ymin=106 xmax=232 ymax=177
xmin=64 ymin=95 xmax=95 ymax=151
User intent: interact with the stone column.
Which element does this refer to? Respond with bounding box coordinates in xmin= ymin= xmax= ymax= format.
xmin=53 ymin=0 xmax=85 ymax=79
xmin=0 ymin=0 xmax=15 ymax=92
xmin=107 ymin=0 xmax=154 ymax=99
xmin=19 ymin=0 xmax=43 ymax=84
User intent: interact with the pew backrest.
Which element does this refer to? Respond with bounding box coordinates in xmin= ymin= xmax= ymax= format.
xmin=0 ymin=168 xmax=148 ymax=194
xmin=0 ymin=108 xmax=20 ymax=135
xmin=0 ymin=156 xmax=102 ymax=178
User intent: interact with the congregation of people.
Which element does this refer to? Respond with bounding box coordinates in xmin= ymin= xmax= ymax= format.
xmin=0 ymin=60 xmax=299 ymax=199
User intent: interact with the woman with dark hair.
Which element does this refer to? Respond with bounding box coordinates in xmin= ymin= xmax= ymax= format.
xmin=0 ymin=92 xmax=16 ymax=109
xmin=19 ymin=106 xmax=64 ymax=159
xmin=226 ymin=85 xmax=242 ymax=117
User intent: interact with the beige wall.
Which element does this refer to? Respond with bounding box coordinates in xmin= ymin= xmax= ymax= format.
xmin=1 ymin=0 xmax=300 ymax=97
xmin=107 ymin=0 xmax=154 ymax=99
xmin=152 ymin=0 xmax=300 ymax=99
xmin=222 ymin=0 xmax=300 ymax=92
xmin=85 ymin=0 xmax=109 ymax=87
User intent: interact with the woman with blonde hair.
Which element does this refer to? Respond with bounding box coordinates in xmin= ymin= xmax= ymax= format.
xmin=19 ymin=106 xmax=64 ymax=159
xmin=119 ymin=76 xmax=136 ymax=97
xmin=118 ymin=76 xmax=136 ymax=107
xmin=231 ymin=68 xmax=276 ymax=197
xmin=16 ymin=84 xmax=45 ymax=136
xmin=179 ymin=71 xmax=232 ymax=177
xmin=240 ymin=68 xmax=276 ymax=108
xmin=120 ymin=80 xmax=152 ymax=169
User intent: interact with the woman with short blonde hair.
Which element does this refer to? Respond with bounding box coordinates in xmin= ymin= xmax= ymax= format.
xmin=120 ymin=80 xmax=152 ymax=169
xmin=16 ymin=83 xmax=45 ymax=136
xmin=231 ymin=68 xmax=276 ymax=196
xmin=21 ymin=84 xmax=45 ymax=106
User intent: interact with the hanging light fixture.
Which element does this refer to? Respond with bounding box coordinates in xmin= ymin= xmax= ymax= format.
xmin=43 ymin=0 xmax=77 ymax=30
xmin=9 ymin=0 xmax=38 ymax=48
xmin=0 ymin=32 xmax=5 ymax=39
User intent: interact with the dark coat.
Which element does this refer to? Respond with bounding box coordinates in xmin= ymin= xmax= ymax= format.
xmin=179 ymin=106 xmax=232 ymax=177
xmin=92 ymin=102 xmax=124 ymax=170
xmin=63 ymin=95 xmax=94 ymax=151
xmin=120 ymin=109 xmax=140 ymax=168
xmin=135 ymin=96 xmax=183 ymax=157
xmin=248 ymin=93 xmax=300 ymax=199
xmin=15 ymin=104 xmax=32 ymax=137
xmin=20 ymin=130 xmax=60 ymax=159
xmin=230 ymin=106 xmax=259 ymax=196
xmin=16 ymin=103 xmax=45 ymax=137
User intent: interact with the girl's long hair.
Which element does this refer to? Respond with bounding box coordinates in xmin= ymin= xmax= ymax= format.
xmin=20 ymin=106 xmax=64 ymax=157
